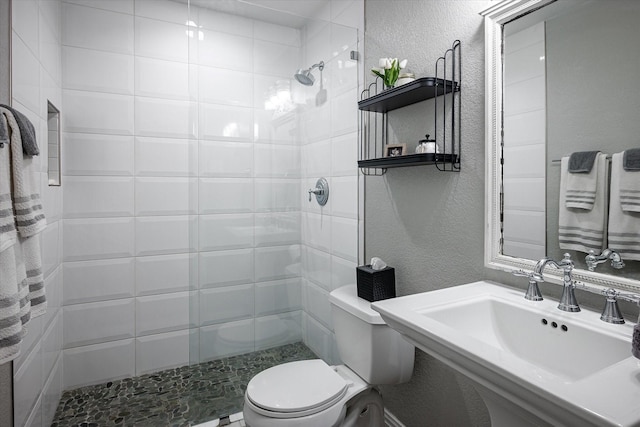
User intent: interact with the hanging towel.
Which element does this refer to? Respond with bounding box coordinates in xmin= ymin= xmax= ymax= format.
xmin=558 ymin=153 xmax=608 ymax=253
xmin=569 ymin=150 xmax=599 ymax=173
xmin=619 ymin=148 xmax=640 ymax=213
xmin=565 ymin=151 xmax=601 ymax=210
xmin=0 ymin=114 xmax=17 ymax=252
xmin=0 ymin=107 xmax=46 ymax=364
xmin=623 ymin=148 xmax=640 ymax=171
xmin=0 ymin=104 xmax=39 ymax=156
xmin=1 ymin=107 xmax=46 ymax=313
xmin=23 ymin=234 xmax=45 ymax=316
xmin=0 ymin=242 xmax=30 ymax=364
xmin=0 ymin=111 xmax=8 ymax=148
xmin=609 ymin=152 xmax=640 ymax=261
xmin=0 ymin=107 xmax=46 ymax=237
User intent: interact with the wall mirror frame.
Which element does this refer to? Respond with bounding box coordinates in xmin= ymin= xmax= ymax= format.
xmin=482 ymin=0 xmax=640 ymax=293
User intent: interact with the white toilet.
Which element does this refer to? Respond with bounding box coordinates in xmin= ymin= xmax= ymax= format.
xmin=243 ymin=285 xmax=415 ymax=427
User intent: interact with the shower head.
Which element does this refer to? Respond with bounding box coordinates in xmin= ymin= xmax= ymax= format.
xmin=294 ymin=69 xmax=315 ymax=86
xmin=294 ymin=61 xmax=324 ymax=86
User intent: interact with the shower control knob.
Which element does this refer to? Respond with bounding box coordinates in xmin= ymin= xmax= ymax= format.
xmin=308 ymin=178 xmax=329 ymax=206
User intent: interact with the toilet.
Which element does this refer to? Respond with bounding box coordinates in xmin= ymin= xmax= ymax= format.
xmin=243 ymin=285 xmax=415 ymax=427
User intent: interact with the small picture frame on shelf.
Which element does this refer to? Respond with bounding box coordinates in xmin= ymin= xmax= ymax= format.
xmin=384 ymin=143 xmax=407 ymax=157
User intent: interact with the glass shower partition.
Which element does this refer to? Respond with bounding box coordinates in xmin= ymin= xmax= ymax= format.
xmin=184 ymin=0 xmax=360 ymax=423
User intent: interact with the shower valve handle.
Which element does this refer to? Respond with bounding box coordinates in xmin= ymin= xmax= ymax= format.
xmin=307 ymin=178 xmax=329 ymax=206
xmin=308 ymin=188 xmax=323 ymax=201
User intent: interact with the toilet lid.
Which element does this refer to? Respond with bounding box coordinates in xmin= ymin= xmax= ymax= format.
xmin=246 ymin=360 xmax=349 ymax=415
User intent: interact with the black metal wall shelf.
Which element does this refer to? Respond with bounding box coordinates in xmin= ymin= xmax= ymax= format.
xmin=358 ymin=40 xmax=462 ymax=175
xmin=358 ymin=78 xmax=459 ymax=113
xmin=358 ymin=153 xmax=458 ymax=169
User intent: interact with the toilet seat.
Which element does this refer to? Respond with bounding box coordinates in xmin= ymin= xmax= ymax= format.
xmin=246 ymin=360 xmax=350 ymax=418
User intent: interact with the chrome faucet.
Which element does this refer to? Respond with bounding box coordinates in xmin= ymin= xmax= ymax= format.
xmin=585 ymin=249 xmax=625 ymax=271
xmin=534 ymin=253 xmax=580 ymax=312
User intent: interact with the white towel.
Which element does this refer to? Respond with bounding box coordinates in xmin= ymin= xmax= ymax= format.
xmin=608 ymin=153 xmax=640 ymax=260
xmin=558 ymin=154 xmax=608 ymax=253
xmin=23 ymin=234 xmax=46 ymax=316
xmin=0 ymin=114 xmax=17 ymax=252
xmin=0 ymin=107 xmax=46 ymax=237
xmin=0 ymin=108 xmax=46 ymax=363
xmin=565 ymin=152 xmax=601 ymax=210
xmin=619 ymin=149 xmax=640 ymax=213
xmin=0 ymin=242 xmax=29 ymax=364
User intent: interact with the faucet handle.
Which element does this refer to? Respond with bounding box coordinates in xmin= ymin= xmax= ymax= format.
xmin=511 ymin=269 xmax=536 ymax=279
xmin=510 ymin=270 xmax=544 ymax=301
xmin=601 ymin=288 xmax=625 ymax=324
xmin=610 ymin=252 xmax=625 ymax=269
xmin=511 ymin=269 xmax=529 ymax=278
xmin=561 ymin=253 xmax=574 ymax=269
xmin=586 ymin=250 xmax=599 ymax=271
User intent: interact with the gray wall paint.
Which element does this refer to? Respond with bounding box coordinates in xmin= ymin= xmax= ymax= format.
xmin=0 ymin=0 xmax=9 ymax=103
xmin=364 ymin=2 xmax=492 ymax=425
xmin=1 ymin=0 xmax=14 ymax=424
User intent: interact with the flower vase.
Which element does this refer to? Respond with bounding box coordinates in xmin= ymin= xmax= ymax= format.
xmin=384 ymin=84 xmax=394 ymax=91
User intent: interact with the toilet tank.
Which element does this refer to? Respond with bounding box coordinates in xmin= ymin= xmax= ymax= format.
xmin=329 ymin=285 xmax=414 ymax=385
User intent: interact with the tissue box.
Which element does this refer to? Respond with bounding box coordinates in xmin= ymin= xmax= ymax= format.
xmin=356 ymin=265 xmax=395 ymax=302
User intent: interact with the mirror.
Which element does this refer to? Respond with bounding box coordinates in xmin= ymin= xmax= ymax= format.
xmin=483 ymin=0 xmax=640 ymax=293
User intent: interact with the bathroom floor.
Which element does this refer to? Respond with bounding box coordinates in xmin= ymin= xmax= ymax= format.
xmin=51 ymin=342 xmax=317 ymax=427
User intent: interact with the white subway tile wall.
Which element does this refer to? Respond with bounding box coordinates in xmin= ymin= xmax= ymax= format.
xmin=135 ymin=330 xmax=192 ymax=375
xmin=11 ymin=0 xmax=361 ymax=425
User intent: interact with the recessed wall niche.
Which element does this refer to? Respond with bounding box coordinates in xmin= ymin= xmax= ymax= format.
xmin=47 ymin=100 xmax=60 ymax=186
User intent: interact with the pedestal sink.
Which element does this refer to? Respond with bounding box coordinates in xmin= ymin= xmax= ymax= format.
xmin=371 ymin=281 xmax=640 ymax=427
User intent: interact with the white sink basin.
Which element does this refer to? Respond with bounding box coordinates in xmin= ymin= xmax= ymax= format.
xmin=371 ymin=281 xmax=640 ymax=427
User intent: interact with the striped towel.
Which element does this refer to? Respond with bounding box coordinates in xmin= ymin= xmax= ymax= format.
xmin=619 ymin=148 xmax=640 ymax=212
xmin=609 ymin=153 xmax=640 ymax=260
xmin=0 ymin=240 xmax=30 ymax=364
xmin=565 ymin=151 xmax=601 ymax=210
xmin=558 ymin=153 xmax=608 ymax=253
xmin=23 ymin=235 xmax=45 ymax=317
xmin=0 ymin=107 xmax=46 ymax=237
xmin=0 ymin=114 xmax=16 ymax=252
xmin=0 ymin=103 xmax=39 ymax=156
xmin=0 ymin=107 xmax=46 ymax=363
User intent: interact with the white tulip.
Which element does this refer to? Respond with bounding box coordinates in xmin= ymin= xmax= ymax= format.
xmin=385 ymin=58 xmax=393 ymax=69
xmin=399 ymin=59 xmax=408 ymax=69
xmin=378 ymin=58 xmax=388 ymax=68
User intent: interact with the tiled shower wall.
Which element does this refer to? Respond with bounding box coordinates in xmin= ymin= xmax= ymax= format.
xmin=11 ymin=1 xmax=65 ymax=426
xmin=59 ymin=0 xmax=308 ymax=389
xmin=58 ymin=0 xmax=361 ymax=390
xmin=299 ymin=3 xmax=362 ymax=364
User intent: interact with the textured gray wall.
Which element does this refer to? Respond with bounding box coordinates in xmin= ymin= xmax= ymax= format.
xmin=0 ymin=0 xmax=8 ymax=103
xmin=364 ymin=2 xmax=492 ymax=425
xmin=0 ymin=0 xmax=13 ymax=425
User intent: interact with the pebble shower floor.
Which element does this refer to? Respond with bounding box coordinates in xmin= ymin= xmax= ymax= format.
xmin=51 ymin=342 xmax=317 ymax=426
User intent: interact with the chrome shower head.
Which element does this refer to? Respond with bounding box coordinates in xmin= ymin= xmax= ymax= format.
xmin=294 ymin=61 xmax=324 ymax=86
xmin=294 ymin=69 xmax=315 ymax=86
